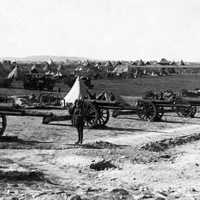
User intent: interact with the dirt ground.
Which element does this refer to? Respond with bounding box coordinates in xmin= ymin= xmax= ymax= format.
xmin=1 ymin=108 xmax=200 ymax=199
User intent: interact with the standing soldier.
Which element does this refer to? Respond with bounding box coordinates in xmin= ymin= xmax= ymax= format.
xmin=72 ymin=99 xmax=85 ymax=144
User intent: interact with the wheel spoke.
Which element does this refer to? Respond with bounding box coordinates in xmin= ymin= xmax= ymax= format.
xmin=137 ymin=101 xmax=157 ymax=121
xmin=0 ymin=114 xmax=7 ymax=136
xmin=96 ymin=109 xmax=110 ymax=127
xmin=82 ymin=102 xmax=98 ymax=128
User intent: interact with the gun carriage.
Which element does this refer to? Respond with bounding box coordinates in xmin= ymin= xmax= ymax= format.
xmin=113 ymin=90 xmax=200 ymax=121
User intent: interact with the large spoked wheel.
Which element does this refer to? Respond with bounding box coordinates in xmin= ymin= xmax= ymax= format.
xmin=96 ymin=108 xmax=110 ymax=127
xmin=190 ymin=106 xmax=197 ymax=118
xmin=83 ymin=102 xmax=98 ymax=128
xmin=137 ymin=101 xmax=157 ymax=122
xmin=0 ymin=114 xmax=7 ymax=136
xmin=176 ymin=106 xmax=197 ymax=118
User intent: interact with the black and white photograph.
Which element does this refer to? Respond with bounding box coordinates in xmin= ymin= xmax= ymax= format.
xmin=1 ymin=0 xmax=200 ymax=199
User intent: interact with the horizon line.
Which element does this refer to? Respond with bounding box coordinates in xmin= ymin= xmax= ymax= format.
xmin=0 ymin=55 xmax=199 ymax=63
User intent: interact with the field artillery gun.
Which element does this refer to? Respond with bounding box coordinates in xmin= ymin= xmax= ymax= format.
xmin=43 ymin=98 xmax=124 ymax=128
xmin=69 ymin=99 xmax=126 ymax=128
xmin=42 ymin=89 xmax=136 ymax=129
xmin=136 ymin=98 xmax=196 ymax=122
xmin=0 ymin=96 xmax=71 ymax=137
xmin=112 ymin=90 xmax=198 ymax=122
xmin=174 ymin=88 xmax=200 ymax=118
xmin=0 ymin=107 xmax=71 ymax=137
xmin=136 ymin=90 xmax=197 ymax=121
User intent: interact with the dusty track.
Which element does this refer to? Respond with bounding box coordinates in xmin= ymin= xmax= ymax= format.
xmin=1 ymin=112 xmax=200 ymax=199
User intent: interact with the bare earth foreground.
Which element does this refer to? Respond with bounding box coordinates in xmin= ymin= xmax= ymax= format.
xmin=1 ymin=108 xmax=200 ymax=199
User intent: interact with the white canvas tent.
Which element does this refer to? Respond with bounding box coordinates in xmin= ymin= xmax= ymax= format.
xmin=7 ymin=66 xmax=18 ymax=79
xmin=112 ymin=64 xmax=131 ymax=75
xmin=47 ymin=58 xmax=54 ymax=65
xmin=43 ymin=64 xmax=49 ymax=72
xmin=63 ymin=76 xmax=88 ymax=105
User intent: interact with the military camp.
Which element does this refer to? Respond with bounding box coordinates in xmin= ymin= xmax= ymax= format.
xmin=2 ymin=0 xmax=200 ymax=199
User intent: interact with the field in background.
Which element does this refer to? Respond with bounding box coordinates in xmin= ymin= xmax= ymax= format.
xmin=1 ymin=74 xmax=200 ymax=97
xmin=93 ymin=74 xmax=200 ymax=96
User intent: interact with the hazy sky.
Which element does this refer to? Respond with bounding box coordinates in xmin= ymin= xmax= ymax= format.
xmin=0 ymin=0 xmax=199 ymax=61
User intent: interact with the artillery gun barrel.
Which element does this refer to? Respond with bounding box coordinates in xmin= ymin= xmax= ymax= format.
xmin=24 ymin=106 xmax=66 ymax=110
xmin=113 ymin=110 xmax=137 ymax=115
xmin=180 ymin=97 xmax=200 ymax=106
xmin=0 ymin=110 xmax=54 ymax=117
xmin=87 ymin=99 xmax=120 ymax=107
xmin=0 ymin=105 xmax=66 ymax=118
xmin=86 ymin=99 xmax=137 ymax=110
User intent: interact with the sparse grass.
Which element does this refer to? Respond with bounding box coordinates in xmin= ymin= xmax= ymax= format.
xmin=93 ymin=74 xmax=200 ymax=96
xmin=2 ymin=74 xmax=200 ymax=97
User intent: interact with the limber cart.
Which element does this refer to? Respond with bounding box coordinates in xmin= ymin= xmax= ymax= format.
xmin=112 ymin=95 xmax=198 ymax=122
xmin=136 ymin=97 xmax=196 ymax=121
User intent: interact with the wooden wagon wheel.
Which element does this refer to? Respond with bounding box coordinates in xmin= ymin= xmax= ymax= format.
xmin=0 ymin=114 xmax=7 ymax=136
xmin=83 ymin=102 xmax=98 ymax=128
xmin=137 ymin=101 xmax=157 ymax=122
xmin=96 ymin=108 xmax=110 ymax=127
xmin=176 ymin=106 xmax=197 ymax=118
xmin=190 ymin=106 xmax=197 ymax=118
xmin=136 ymin=101 xmax=146 ymax=120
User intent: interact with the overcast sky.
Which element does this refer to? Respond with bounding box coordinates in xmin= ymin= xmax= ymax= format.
xmin=0 ymin=0 xmax=199 ymax=61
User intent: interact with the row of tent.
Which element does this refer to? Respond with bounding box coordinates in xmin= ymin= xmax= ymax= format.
xmin=74 ymin=58 xmax=186 ymax=77
xmin=0 ymin=58 xmax=193 ymax=81
xmin=76 ymin=58 xmax=185 ymax=68
xmin=74 ymin=62 xmax=184 ymax=78
xmin=3 ymin=64 xmax=190 ymax=82
xmin=5 ymin=64 xmax=63 ymax=80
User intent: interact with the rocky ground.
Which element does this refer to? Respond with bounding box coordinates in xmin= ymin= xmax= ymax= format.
xmin=1 ymin=109 xmax=200 ymax=199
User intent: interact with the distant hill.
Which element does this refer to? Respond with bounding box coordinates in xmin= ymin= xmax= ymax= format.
xmin=1 ymin=55 xmax=200 ymax=67
xmin=0 ymin=55 xmax=89 ymax=63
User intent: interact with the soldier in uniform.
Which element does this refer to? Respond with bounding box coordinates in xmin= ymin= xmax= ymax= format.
xmin=72 ymin=99 xmax=85 ymax=144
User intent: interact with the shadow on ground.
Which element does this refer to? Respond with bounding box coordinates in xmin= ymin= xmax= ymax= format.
xmin=0 ymin=170 xmax=45 ymax=182
xmin=0 ymin=136 xmax=80 ymax=150
xmin=81 ymin=141 xmax=128 ymax=149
